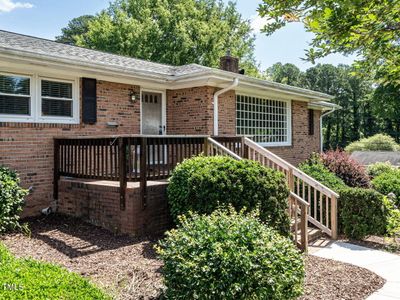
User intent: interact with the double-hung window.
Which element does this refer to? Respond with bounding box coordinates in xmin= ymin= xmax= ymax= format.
xmin=0 ymin=72 xmax=78 ymax=124
xmin=0 ymin=73 xmax=31 ymax=117
xmin=41 ymin=79 xmax=73 ymax=118
xmin=236 ymin=95 xmax=291 ymax=146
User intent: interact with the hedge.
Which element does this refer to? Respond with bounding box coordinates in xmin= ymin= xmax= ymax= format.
xmin=156 ymin=208 xmax=304 ymax=300
xmin=339 ymin=188 xmax=389 ymax=239
xmin=168 ymin=156 xmax=290 ymax=236
xmin=299 ymin=158 xmax=389 ymax=239
xmin=372 ymin=169 xmax=400 ymax=207
xmin=345 ymin=134 xmax=400 ymax=153
xmin=0 ymin=166 xmax=28 ymax=233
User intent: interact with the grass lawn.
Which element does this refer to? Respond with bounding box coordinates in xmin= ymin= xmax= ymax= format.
xmin=0 ymin=243 xmax=110 ymax=300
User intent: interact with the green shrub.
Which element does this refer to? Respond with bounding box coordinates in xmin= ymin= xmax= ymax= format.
xmin=156 ymin=208 xmax=304 ymax=300
xmin=384 ymin=197 xmax=400 ymax=238
xmin=0 ymin=166 xmax=28 ymax=233
xmin=372 ymin=169 xmax=400 ymax=207
xmin=345 ymin=134 xmax=400 ymax=153
xmin=168 ymin=156 xmax=290 ymax=236
xmin=299 ymin=159 xmax=347 ymax=191
xmin=0 ymin=243 xmax=109 ymax=299
xmin=367 ymin=161 xmax=396 ymax=178
xmin=339 ymin=188 xmax=389 ymax=239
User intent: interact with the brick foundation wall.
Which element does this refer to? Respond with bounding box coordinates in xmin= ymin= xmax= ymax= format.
xmin=58 ymin=179 xmax=172 ymax=236
xmin=0 ymin=80 xmax=140 ymax=217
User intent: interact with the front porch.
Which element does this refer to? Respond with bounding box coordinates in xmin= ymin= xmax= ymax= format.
xmin=53 ymin=135 xmax=339 ymax=251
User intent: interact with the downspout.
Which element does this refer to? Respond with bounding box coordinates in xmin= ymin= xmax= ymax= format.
xmin=213 ymin=78 xmax=239 ymax=136
xmin=320 ymin=108 xmax=336 ymax=152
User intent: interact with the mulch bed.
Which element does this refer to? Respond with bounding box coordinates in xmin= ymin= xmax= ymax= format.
xmin=1 ymin=215 xmax=385 ymax=300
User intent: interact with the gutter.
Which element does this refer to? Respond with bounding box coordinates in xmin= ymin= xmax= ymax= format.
xmin=213 ymin=78 xmax=239 ymax=136
xmin=320 ymin=108 xmax=337 ymax=151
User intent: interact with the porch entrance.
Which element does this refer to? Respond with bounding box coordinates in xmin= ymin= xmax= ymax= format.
xmin=141 ymin=91 xmax=164 ymax=135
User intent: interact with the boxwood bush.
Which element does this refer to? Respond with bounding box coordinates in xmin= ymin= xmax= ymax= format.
xmin=345 ymin=134 xmax=400 ymax=153
xmin=372 ymin=169 xmax=400 ymax=207
xmin=339 ymin=188 xmax=389 ymax=239
xmin=0 ymin=166 xmax=28 ymax=233
xmin=299 ymin=158 xmax=347 ymax=191
xmin=156 ymin=208 xmax=304 ymax=300
xmin=367 ymin=161 xmax=396 ymax=178
xmin=299 ymin=157 xmax=389 ymax=239
xmin=167 ymin=156 xmax=290 ymax=236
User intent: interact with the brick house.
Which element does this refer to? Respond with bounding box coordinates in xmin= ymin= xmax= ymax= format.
xmin=0 ymin=30 xmax=338 ymax=223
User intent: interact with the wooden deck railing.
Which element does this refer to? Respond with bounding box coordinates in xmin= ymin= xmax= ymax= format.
xmin=54 ymin=135 xmax=240 ymax=210
xmin=54 ymin=135 xmax=338 ymax=251
xmin=240 ymin=137 xmax=339 ymax=240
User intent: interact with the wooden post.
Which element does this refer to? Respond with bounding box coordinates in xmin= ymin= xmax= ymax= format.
xmin=204 ymin=137 xmax=209 ymax=156
xmin=300 ymin=203 xmax=308 ymax=252
xmin=331 ymin=196 xmax=338 ymax=239
xmin=118 ymin=137 xmax=127 ymax=211
xmin=241 ymin=136 xmax=248 ymax=159
xmin=140 ymin=137 xmax=148 ymax=209
xmin=53 ymin=139 xmax=60 ymax=201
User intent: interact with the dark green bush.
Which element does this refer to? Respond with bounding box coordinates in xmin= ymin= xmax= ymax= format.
xmin=339 ymin=188 xmax=389 ymax=239
xmin=156 ymin=208 xmax=304 ymax=300
xmin=0 ymin=166 xmax=28 ymax=233
xmin=168 ymin=156 xmax=290 ymax=236
xmin=299 ymin=158 xmax=390 ymax=240
xmin=299 ymin=159 xmax=347 ymax=191
xmin=372 ymin=169 xmax=400 ymax=207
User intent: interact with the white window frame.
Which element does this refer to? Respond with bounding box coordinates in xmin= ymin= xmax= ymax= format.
xmin=0 ymin=71 xmax=79 ymax=124
xmin=37 ymin=76 xmax=79 ymax=124
xmin=0 ymin=72 xmax=34 ymax=122
xmin=236 ymin=94 xmax=292 ymax=147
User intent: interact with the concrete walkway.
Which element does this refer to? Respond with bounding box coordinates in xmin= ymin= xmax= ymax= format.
xmin=312 ymin=242 xmax=400 ymax=299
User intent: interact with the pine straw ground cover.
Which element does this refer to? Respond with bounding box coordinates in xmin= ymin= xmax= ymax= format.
xmin=1 ymin=215 xmax=385 ymax=300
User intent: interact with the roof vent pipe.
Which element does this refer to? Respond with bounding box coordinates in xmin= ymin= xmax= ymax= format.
xmin=213 ymin=78 xmax=239 ymax=136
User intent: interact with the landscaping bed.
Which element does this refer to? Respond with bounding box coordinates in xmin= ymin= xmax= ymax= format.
xmin=1 ymin=215 xmax=385 ymax=300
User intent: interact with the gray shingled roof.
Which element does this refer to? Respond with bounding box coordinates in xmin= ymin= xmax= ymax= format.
xmin=0 ymin=30 xmax=207 ymax=77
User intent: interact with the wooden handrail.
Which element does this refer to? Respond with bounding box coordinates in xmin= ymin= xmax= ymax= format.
xmin=244 ymin=137 xmax=339 ymax=198
xmin=207 ymin=137 xmax=242 ymax=160
xmin=242 ymin=137 xmax=339 ymax=241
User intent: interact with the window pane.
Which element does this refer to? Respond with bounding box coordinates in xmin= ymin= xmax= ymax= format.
xmin=0 ymin=95 xmax=30 ymax=115
xmin=42 ymin=80 xmax=72 ymax=99
xmin=236 ymin=95 xmax=289 ymax=145
xmin=42 ymin=99 xmax=72 ymax=117
xmin=0 ymin=75 xmax=30 ymax=95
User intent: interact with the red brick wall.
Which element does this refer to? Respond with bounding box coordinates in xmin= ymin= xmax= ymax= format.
xmin=0 ymin=80 xmax=140 ymax=217
xmin=268 ymin=101 xmax=321 ymax=165
xmin=166 ymin=87 xmax=214 ymax=135
xmin=58 ymin=178 xmax=172 ymax=236
xmin=166 ymin=87 xmax=236 ymax=136
xmin=218 ymin=90 xmax=236 ymax=136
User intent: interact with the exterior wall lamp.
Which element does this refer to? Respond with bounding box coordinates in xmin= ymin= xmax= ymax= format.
xmin=129 ymin=89 xmax=138 ymax=103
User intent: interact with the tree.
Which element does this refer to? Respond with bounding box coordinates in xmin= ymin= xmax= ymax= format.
xmin=258 ymin=0 xmax=400 ymax=85
xmin=371 ymin=84 xmax=400 ymax=142
xmin=56 ymin=15 xmax=95 ymax=45
xmin=57 ymin=0 xmax=261 ymax=76
xmin=266 ymin=63 xmax=304 ymax=86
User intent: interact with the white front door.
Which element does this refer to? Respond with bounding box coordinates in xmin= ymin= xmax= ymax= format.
xmin=141 ymin=91 xmax=165 ymax=135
